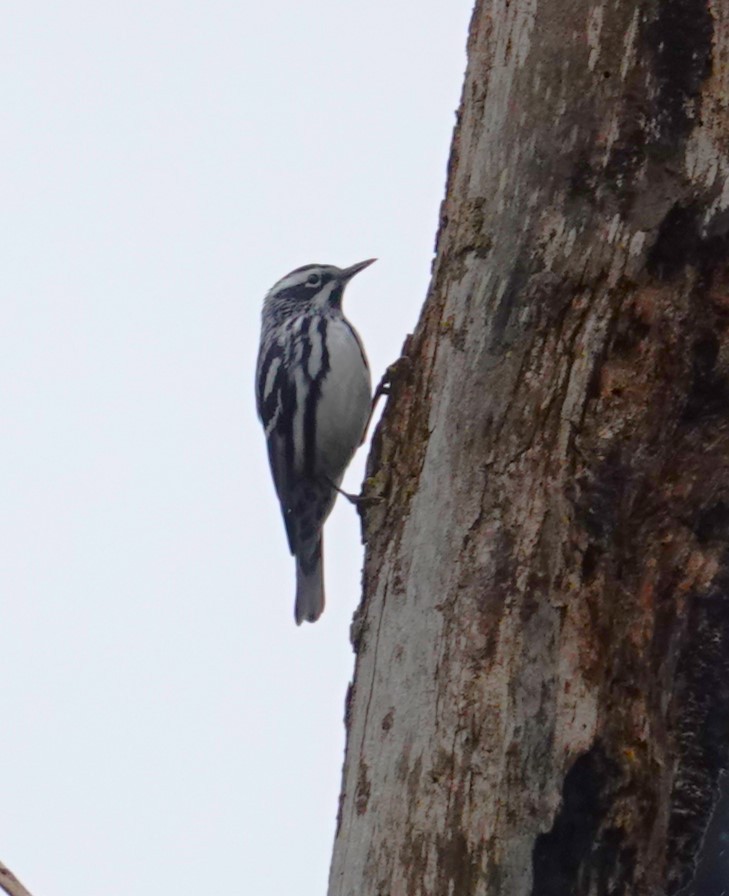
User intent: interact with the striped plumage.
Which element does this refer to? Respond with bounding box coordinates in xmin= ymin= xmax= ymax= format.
xmin=255 ymin=260 xmax=374 ymax=624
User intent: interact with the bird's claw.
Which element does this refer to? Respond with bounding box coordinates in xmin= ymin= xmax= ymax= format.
xmin=330 ymin=482 xmax=384 ymax=508
xmin=372 ymin=354 xmax=413 ymax=404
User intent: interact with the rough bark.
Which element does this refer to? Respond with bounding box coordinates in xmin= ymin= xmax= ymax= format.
xmin=329 ymin=1 xmax=729 ymax=894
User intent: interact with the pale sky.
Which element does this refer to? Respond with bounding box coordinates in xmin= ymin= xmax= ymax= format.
xmin=2 ymin=3 xmax=471 ymax=893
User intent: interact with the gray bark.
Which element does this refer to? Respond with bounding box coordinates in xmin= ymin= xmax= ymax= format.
xmin=329 ymin=0 xmax=729 ymax=894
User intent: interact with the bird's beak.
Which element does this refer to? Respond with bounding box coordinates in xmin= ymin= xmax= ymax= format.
xmin=341 ymin=258 xmax=377 ymax=282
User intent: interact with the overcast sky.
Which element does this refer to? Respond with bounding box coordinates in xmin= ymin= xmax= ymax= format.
xmin=2 ymin=3 xmax=471 ymax=894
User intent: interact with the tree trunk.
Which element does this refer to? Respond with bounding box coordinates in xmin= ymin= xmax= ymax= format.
xmin=329 ymin=1 xmax=729 ymax=894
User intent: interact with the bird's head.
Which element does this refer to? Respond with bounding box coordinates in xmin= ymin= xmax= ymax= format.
xmin=263 ymin=259 xmax=376 ymax=318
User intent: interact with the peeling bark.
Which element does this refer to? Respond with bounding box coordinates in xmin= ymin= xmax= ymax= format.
xmin=329 ymin=1 xmax=729 ymax=894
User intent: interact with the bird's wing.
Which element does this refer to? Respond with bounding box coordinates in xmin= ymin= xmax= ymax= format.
xmin=256 ymin=336 xmax=284 ymax=427
xmin=256 ymin=337 xmax=300 ymax=552
xmin=256 ymin=325 xmax=338 ymax=557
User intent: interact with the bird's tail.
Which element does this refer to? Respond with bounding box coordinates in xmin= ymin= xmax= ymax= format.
xmin=295 ymin=538 xmax=325 ymax=625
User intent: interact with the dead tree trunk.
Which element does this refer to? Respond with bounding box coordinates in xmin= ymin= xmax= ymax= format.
xmin=329 ymin=1 xmax=729 ymax=894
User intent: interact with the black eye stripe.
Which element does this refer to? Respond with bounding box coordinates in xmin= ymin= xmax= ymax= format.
xmin=271 ymin=269 xmax=335 ymax=301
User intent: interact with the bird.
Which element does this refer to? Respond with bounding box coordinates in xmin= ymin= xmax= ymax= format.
xmin=255 ymin=259 xmax=375 ymax=624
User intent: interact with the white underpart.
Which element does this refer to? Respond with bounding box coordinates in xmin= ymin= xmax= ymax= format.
xmin=315 ymin=317 xmax=371 ymax=482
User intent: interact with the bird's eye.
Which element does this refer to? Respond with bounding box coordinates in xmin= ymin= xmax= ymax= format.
xmin=306 ymin=272 xmax=321 ymax=287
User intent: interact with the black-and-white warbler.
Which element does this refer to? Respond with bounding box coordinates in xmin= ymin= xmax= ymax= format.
xmin=255 ymin=260 xmax=375 ymax=624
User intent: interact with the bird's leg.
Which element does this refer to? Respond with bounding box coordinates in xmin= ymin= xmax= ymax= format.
xmin=324 ymin=477 xmax=383 ymax=508
xmin=324 ymin=476 xmax=362 ymax=505
xmin=361 ymin=354 xmax=413 ymax=444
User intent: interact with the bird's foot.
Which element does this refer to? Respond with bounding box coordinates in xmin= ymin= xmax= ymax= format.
xmin=372 ymin=354 xmax=413 ymax=406
xmin=327 ymin=478 xmax=384 ymax=508
xmin=360 ymin=354 xmax=414 ymax=444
